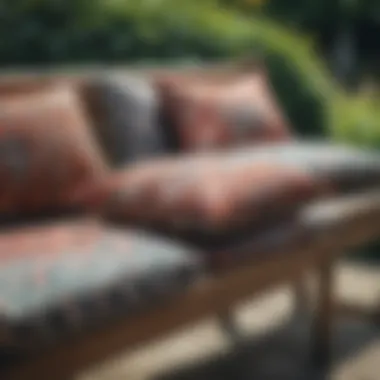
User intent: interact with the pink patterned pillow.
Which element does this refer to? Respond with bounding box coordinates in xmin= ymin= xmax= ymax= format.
xmin=0 ymin=84 xmax=107 ymax=214
xmin=156 ymin=68 xmax=292 ymax=151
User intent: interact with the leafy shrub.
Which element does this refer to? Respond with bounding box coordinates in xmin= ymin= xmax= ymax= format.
xmin=240 ymin=19 xmax=338 ymax=137
xmin=331 ymin=93 xmax=380 ymax=150
xmin=0 ymin=0 xmax=340 ymax=137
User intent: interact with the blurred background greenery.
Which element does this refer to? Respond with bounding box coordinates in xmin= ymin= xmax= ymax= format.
xmin=0 ymin=0 xmax=378 ymax=144
xmin=0 ymin=0 xmax=379 ymax=257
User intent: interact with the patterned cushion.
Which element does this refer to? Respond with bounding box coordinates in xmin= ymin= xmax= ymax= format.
xmin=82 ymin=74 xmax=166 ymax=166
xmin=0 ymin=84 xmax=106 ymax=215
xmin=227 ymin=142 xmax=380 ymax=192
xmin=72 ymin=151 xmax=327 ymax=238
xmin=0 ymin=219 xmax=201 ymax=350
xmin=155 ymin=68 xmax=292 ymax=151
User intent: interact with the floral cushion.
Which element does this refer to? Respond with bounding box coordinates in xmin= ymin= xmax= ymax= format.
xmin=155 ymin=67 xmax=292 ymax=151
xmin=82 ymin=75 xmax=166 ymax=167
xmin=72 ymin=151 xmax=327 ymax=238
xmin=0 ymin=84 xmax=106 ymax=215
xmin=0 ymin=219 xmax=201 ymax=349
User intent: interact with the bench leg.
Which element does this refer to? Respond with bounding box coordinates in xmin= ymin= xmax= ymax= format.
xmin=311 ymin=258 xmax=335 ymax=368
xmin=293 ymin=275 xmax=310 ymax=319
xmin=219 ymin=311 xmax=242 ymax=345
xmin=333 ymin=301 xmax=380 ymax=327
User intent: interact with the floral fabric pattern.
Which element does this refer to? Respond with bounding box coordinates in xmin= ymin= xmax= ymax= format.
xmin=156 ymin=69 xmax=292 ymax=151
xmin=73 ymin=142 xmax=380 ymax=239
xmin=72 ymin=150 xmax=328 ymax=237
xmin=0 ymin=219 xmax=201 ymax=349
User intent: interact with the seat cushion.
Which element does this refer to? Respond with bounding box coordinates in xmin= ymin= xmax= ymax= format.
xmin=0 ymin=219 xmax=201 ymax=350
xmin=72 ymin=151 xmax=327 ymax=239
xmin=82 ymin=74 xmax=166 ymax=167
xmin=228 ymin=142 xmax=380 ymax=192
xmin=0 ymin=84 xmax=106 ymax=216
xmin=156 ymin=66 xmax=292 ymax=152
xmin=72 ymin=142 xmax=380 ymax=241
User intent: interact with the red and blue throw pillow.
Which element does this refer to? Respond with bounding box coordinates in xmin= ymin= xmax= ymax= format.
xmin=155 ymin=67 xmax=292 ymax=151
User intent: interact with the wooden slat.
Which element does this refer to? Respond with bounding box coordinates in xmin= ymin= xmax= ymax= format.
xmin=311 ymin=257 xmax=335 ymax=367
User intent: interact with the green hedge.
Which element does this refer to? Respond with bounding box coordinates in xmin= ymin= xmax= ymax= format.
xmin=330 ymin=93 xmax=380 ymax=150
xmin=2 ymin=0 xmax=378 ymax=145
xmin=239 ymin=19 xmax=338 ymax=138
xmin=0 ymin=1 xmax=340 ymax=138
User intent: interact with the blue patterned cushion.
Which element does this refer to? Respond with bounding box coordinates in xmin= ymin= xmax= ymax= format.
xmin=0 ymin=219 xmax=202 ymax=350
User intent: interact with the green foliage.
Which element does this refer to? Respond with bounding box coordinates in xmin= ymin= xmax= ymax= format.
xmin=234 ymin=0 xmax=380 ymax=84
xmin=240 ymin=19 xmax=338 ymax=137
xmin=0 ymin=0 xmax=253 ymax=64
xmin=330 ymin=93 xmax=380 ymax=149
xmin=256 ymin=0 xmax=380 ymax=35
xmin=0 ymin=0 xmax=343 ymax=137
